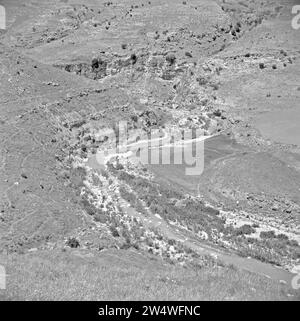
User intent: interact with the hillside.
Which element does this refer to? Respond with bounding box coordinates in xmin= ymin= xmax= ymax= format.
xmin=0 ymin=0 xmax=299 ymax=300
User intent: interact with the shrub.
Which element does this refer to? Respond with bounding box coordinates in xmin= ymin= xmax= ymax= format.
xmin=276 ymin=233 xmax=288 ymax=241
xmin=130 ymin=53 xmax=137 ymax=64
xmin=287 ymin=239 xmax=298 ymax=247
xmin=260 ymin=230 xmax=276 ymax=239
xmin=210 ymin=82 xmax=220 ymax=90
xmin=81 ymin=198 xmax=97 ymax=216
xmin=66 ymin=237 xmax=80 ymax=248
xmin=110 ymin=226 xmax=120 ymax=237
xmin=120 ymin=239 xmax=132 ymax=250
xmin=121 ymin=228 xmax=131 ymax=240
xmin=259 ymin=62 xmax=265 ymax=69
xmin=196 ymin=76 xmax=209 ymax=86
xmin=168 ymin=239 xmax=176 ymax=246
xmin=91 ymin=58 xmax=100 ymax=70
xmin=166 ymin=53 xmax=176 ymax=65
xmin=234 ymin=224 xmax=255 ymax=236
xmin=213 ymin=110 xmax=222 ymax=117
xmin=280 ymin=49 xmax=287 ymax=56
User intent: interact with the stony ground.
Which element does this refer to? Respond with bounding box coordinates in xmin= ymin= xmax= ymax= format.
xmin=0 ymin=0 xmax=299 ymax=300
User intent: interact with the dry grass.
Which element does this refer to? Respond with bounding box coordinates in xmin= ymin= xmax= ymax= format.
xmin=0 ymin=249 xmax=297 ymax=301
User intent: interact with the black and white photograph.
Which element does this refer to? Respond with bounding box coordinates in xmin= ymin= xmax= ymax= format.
xmin=0 ymin=0 xmax=299 ymax=304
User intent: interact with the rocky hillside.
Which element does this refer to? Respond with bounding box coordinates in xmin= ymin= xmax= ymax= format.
xmin=0 ymin=0 xmax=299 ymax=300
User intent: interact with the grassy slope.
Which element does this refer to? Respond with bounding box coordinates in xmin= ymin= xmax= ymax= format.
xmin=0 ymin=249 xmax=297 ymax=301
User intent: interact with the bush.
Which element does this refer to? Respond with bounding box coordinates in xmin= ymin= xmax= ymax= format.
xmin=66 ymin=237 xmax=80 ymax=248
xmin=166 ymin=53 xmax=176 ymax=65
xmin=260 ymin=230 xmax=276 ymax=239
xmin=81 ymin=198 xmax=97 ymax=216
xmin=110 ymin=226 xmax=120 ymax=237
xmin=287 ymin=239 xmax=298 ymax=247
xmin=210 ymin=82 xmax=220 ymax=90
xmin=120 ymin=241 xmax=131 ymax=250
xmin=196 ymin=76 xmax=209 ymax=86
xmin=276 ymin=233 xmax=288 ymax=241
xmin=168 ymin=239 xmax=176 ymax=246
xmin=130 ymin=53 xmax=137 ymax=64
xmin=234 ymin=224 xmax=256 ymax=236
